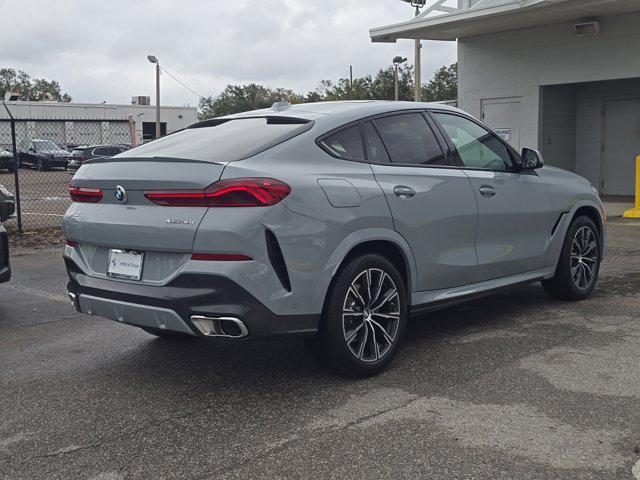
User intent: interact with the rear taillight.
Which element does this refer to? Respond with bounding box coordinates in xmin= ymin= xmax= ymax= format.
xmin=68 ymin=185 xmax=103 ymax=203
xmin=144 ymin=178 xmax=291 ymax=207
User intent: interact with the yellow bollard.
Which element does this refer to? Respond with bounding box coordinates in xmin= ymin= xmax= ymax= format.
xmin=623 ymin=156 xmax=640 ymax=218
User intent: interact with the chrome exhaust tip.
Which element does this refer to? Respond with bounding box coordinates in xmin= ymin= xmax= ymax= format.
xmin=190 ymin=316 xmax=249 ymax=339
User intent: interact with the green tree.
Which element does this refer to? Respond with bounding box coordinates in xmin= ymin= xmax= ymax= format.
xmin=309 ymin=65 xmax=414 ymax=102
xmin=0 ymin=68 xmax=72 ymax=102
xmin=421 ymin=63 xmax=457 ymax=102
xmin=199 ymin=83 xmax=303 ymax=119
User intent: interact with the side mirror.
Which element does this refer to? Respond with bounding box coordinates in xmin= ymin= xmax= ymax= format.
xmin=520 ymin=147 xmax=544 ymax=170
xmin=29 ymin=147 xmax=35 ymax=153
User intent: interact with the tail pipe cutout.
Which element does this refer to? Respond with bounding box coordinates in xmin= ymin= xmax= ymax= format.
xmin=190 ymin=316 xmax=249 ymax=339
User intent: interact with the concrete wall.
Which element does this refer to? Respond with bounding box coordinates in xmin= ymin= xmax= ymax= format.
xmin=458 ymin=10 xmax=640 ymax=157
xmin=540 ymin=85 xmax=576 ymax=172
xmin=574 ymin=78 xmax=640 ymax=188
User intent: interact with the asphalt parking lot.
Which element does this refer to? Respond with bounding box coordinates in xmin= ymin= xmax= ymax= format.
xmin=1 ymin=220 xmax=639 ymax=480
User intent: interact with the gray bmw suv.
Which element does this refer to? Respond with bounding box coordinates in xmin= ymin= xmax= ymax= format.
xmin=63 ymin=101 xmax=604 ymax=377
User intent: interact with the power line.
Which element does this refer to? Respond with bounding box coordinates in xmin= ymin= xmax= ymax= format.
xmin=159 ymin=65 xmax=204 ymax=99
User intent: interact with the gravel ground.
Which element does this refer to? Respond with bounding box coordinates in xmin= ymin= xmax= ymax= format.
xmin=0 ymin=220 xmax=639 ymax=480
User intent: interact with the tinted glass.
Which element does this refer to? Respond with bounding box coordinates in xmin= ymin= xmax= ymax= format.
xmin=321 ymin=125 xmax=364 ymax=160
xmin=94 ymin=147 xmax=121 ymax=156
xmin=122 ymin=118 xmax=309 ymax=162
xmin=33 ymin=140 xmax=60 ymax=151
xmin=373 ymin=113 xmax=445 ymax=165
xmin=362 ymin=122 xmax=390 ymax=163
xmin=433 ymin=112 xmax=512 ymax=171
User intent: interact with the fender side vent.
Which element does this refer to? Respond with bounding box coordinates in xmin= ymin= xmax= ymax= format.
xmin=265 ymin=229 xmax=291 ymax=292
xmin=551 ymin=213 xmax=567 ymax=238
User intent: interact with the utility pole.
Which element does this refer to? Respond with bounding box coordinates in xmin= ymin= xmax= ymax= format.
xmin=401 ymin=1 xmax=426 ymax=102
xmin=155 ymin=62 xmax=161 ymax=138
xmin=349 ymin=66 xmax=353 ymax=100
xmin=414 ymin=4 xmax=422 ymax=102
xmin=147 ymin=55 xmax=161 ymax=139
xmin=393 ymin=56 xmax=408 ymax=101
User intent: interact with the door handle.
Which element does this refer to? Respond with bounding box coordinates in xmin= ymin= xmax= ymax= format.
xmin=393 ymin=186 xmax=416 ymax=199
xmin=479 ymin=185 xmax=497 ymax=198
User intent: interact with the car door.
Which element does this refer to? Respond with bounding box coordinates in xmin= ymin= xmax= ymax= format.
xmin=367 ymin=111 xmax=478 ymax=291
xmin=18 ymin=140 xmax=34 ymax=167
xmin=431 ymin=110 xmax=554 ymax=281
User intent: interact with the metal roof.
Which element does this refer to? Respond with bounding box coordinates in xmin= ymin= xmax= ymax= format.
xmin=370 ymin=0 xmax=640 ymax=42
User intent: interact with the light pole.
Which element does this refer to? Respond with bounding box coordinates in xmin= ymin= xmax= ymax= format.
xmin=147 ymin=55 xmax=161 ymax=139
xmin=400 ymin=0 xmax=426 ymax=102
xmin=393 ymin=56 xmax=407 ymax=101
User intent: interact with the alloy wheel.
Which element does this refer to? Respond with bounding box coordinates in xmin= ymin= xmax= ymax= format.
xmin=342 ymin=268 xmax=401 ymax=363
xmin=570 ymin=226 xmax=598 ymax=290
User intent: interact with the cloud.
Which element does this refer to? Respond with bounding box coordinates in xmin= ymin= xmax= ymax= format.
xmin=0 ymin=0 xmax=456 ymax=106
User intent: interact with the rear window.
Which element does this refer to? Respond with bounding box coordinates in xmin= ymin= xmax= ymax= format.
xmin=94 ymin=147 xmax=122 ymax=156
xmin=120 ymin=117 xmax=311 ymax=162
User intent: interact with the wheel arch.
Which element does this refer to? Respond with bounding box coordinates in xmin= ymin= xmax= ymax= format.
xmin=309 ymin=229 xmax=418 ymax=315
xmin=546 ymin=199 xmax=606 ymax=269
xmin=573 ymin=205 xmax=605 ymax=256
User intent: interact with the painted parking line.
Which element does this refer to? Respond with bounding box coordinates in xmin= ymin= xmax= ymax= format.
xmin=3 ymin=284 xmax=69 ymax=304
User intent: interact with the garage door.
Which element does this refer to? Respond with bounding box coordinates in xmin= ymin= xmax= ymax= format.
xmin=481 ymin=98 xmax=521 ymax=152
xmin=603 ymin=98 xmax=640 ymax=196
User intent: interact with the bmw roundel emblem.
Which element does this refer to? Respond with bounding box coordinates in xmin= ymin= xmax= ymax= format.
xmin=114 ymin=185 xmax=127 ymax=204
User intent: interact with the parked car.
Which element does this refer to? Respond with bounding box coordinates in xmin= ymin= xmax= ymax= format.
xmin=17 ymin=139 xmax=70 ymax=170
xmin=62 ymin=101 xmax=605 ymax=377
xmin=0 ymin=184 xmax=15 ymax=222
xmin=0 ymin=148 xmax=15 ymax=172
xmin=67 ymin=145 xmax=129 ymax=173
xmin=0 ymin=223 xmax=9 ymax=284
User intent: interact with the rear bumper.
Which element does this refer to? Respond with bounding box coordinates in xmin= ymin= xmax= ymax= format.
xmin=64 ymin=257 xmax=318 ymax=339
xmin=0 ymin=231 xmax=10 ymax=283
xmin=0 ymin=199 xmax=15 ymax=221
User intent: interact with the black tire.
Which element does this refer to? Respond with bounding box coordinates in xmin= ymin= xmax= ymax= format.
xmin=312 ymin=253 xmax=408 ymax=378
xmin=140 ymin=327 xmax=199 ymax=340
xmin=542 ymin=215 xmax=601 ymax=301
xmin=36 ymin=159 xmax=44 ymax=171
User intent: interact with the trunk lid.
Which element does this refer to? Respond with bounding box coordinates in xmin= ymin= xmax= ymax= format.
xmin=64 ymin=159 xmax=226 ymax=254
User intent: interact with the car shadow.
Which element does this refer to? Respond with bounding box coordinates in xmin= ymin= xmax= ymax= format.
xmin=94 ymin=282 xmax=568 ymax=398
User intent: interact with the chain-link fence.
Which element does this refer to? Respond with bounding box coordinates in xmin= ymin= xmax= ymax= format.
xmin=0 ymin=111 xmax=131 ymax=232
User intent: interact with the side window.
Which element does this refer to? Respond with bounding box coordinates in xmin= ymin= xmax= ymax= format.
xmin=362 ymin=122 xmax=390 ymax=163
xmin=320 ymin=125 xmax=365 ymax=160
xmin=373 ymin=113 xmax=446 ymax=166
xmin=433 ymin=112 xmax=512 ymax=171
xmin=94 ymin=147 xmax=119 ymax=156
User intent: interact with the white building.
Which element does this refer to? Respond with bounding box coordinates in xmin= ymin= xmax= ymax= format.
xmin=371 ymin=0 xmax=640 ymax=196
xmin=0 ymin=99 xmax=198 ymax=147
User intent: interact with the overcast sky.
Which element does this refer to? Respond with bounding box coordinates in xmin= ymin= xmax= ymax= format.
xmin=0 ymin=0 xmax=457 ymax=106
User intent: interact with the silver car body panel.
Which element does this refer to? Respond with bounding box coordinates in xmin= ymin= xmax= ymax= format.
xmin=63 ymin=101 xmax=605 ymax=335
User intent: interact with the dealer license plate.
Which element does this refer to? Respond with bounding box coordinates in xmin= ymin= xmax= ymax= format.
xmin=107 ymin=249 xmax=144 ymax=281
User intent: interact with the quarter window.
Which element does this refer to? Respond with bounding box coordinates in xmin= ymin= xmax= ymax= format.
xmin=433 ymin=112 xmax=512 ymax=171
xmin=320 ymin=125 xmax=365 ymax=160
xmin=373 ymin=113 xmax=446 ymax=166
xmin=362 ymin=122 xmax=390 ymax=163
